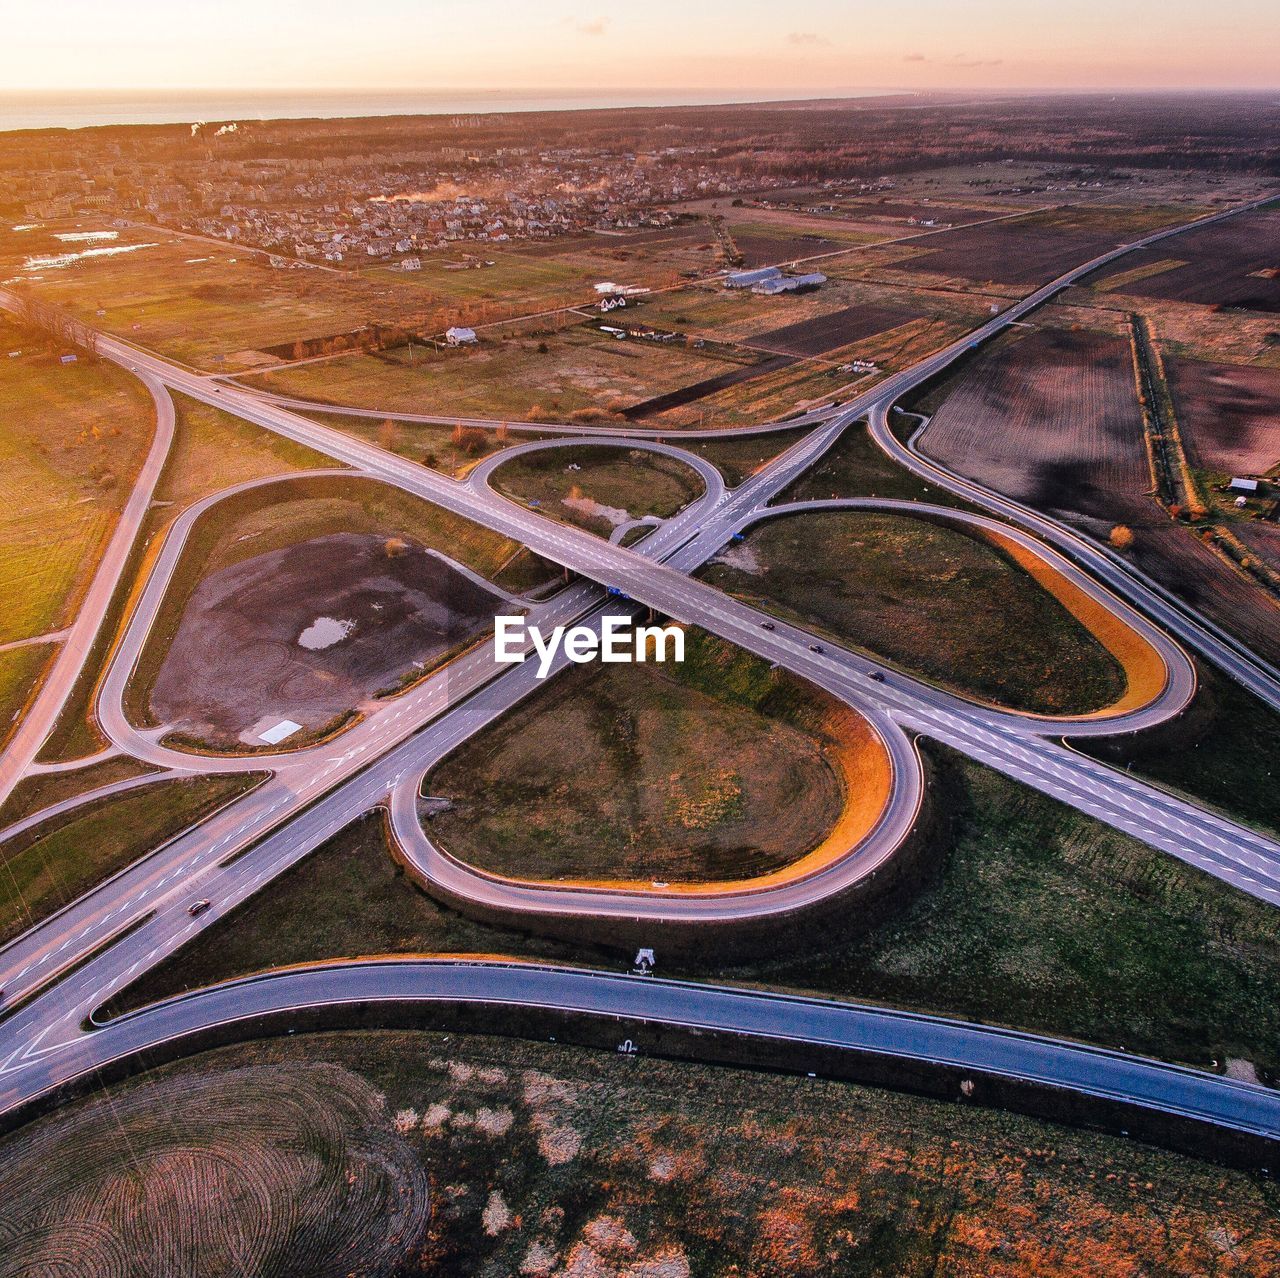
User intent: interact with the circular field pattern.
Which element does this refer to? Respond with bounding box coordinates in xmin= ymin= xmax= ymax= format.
xmin=0 ymin=1061 xmax=430 ymax=1278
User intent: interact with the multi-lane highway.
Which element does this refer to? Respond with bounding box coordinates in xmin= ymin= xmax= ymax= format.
xmin=0 ymin=192 xmax=1278 ymax=1155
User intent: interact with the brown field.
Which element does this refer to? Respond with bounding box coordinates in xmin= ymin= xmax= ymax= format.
xmin=894 ymin=223 xmax=1119 ymax=285
xmin=129 ymin=477 xmax=552 ymax=746
xmin=741 ymin=303 xmax=923 ymax=356
xmin=5 ymin=1030 xmax=1276 ymax=1278
xmin=1237 ymin=521 xmax=1280 ymax=573
xmin=1089 ymin=208 xmax=1280 ymax=313
xmin=424 ymin=629 xmax=889 ymax=887
xmin=0 ymin=1051 xmax=430 ymax=1277
xmin=241 ymin=326 xmax=731 ymax=421
xmin=1166 ymin=358 xmax=1280 ymax=475
xmin=729 ymin=224 xmax=882 ymax=268
xmin=919 ymin=329 xmax=1151 ymax=531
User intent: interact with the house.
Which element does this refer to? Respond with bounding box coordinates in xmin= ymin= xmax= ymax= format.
xmin=445 ymin=326 xmax=478 ymax=346
xmin=400 ymin=256 xmax=422 ymax=271
xmin=1228 ymin=477 xmax=1260 ymax=495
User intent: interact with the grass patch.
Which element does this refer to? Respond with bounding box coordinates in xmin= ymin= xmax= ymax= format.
xmin=0 ymin=755 xmax=157 ymax=830
xmin=7 ymin=1029 xmax=1273 ymax=1278
xmin=491 ymin=445 xmax=704 ymax=537
xmin=0 ymin=644 xmax=51 ymax=752
xmin=0 ymin=318 xmax=153 ymax=645
xmin=682 ymin=431 xmax=792 ymax=487
xmin=702 ymin=747 xmax=1280 ymax=1079
xmin=703 ymin=511 xmax=1127 ymax=715
xmin=1079 ymin=660 xmax=1280 ymax=839
xmin=0 ymin=773 xmax=260 ymax=946
xmin=113 ymin=744 xmax=1280 ymax=1076
xmin=780 ymin=421 xmax=964 ymax=506
xmin=426 ymin=629 xmax=854 ymax=883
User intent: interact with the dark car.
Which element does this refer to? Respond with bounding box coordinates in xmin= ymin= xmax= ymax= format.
xmin=188 ymin=899 xmax=212 ymax=917
xmin=761 ymin=621 xmax=775 ymax=631
xmin=808 ymin=644 xmax=824 ymax=654
xmin=870 ymin=671 xmax=886 ymax=683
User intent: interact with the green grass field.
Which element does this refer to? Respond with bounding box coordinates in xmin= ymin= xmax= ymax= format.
xmin=0 ymin=773 xmax=260 ymax=945
xmin=4 ymin=1029 xmax=1271 ymax=1278
xmin=702 ymin=511 xmax=1126 ymax=714
xmin=0 ymin=754 xmax=156 ymax=830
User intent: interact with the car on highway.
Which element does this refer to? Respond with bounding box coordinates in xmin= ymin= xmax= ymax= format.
xmin=870 ymin=671 xmax=886 ymax=683
xmin=760 ymin=621 xmax=775 ymax=630
xmin=808 ymin=644 xmax=824 ymax=653
xmin=187 ymin=899 xmax=212 ymax=917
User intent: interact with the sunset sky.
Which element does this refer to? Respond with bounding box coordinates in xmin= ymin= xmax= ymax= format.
xmin=5 ymin=0 xmax=1277 ymax=93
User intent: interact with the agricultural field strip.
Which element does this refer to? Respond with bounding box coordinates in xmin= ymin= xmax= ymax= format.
xmin=0 ymin=363 xmax=176 ymax=811
xmin=1 ymin=195 xmax=1279 ymax=1133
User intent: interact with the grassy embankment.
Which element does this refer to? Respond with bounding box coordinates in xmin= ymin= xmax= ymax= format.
xmin=36 ymin=394 xmax=336 ymax=762
xmin=490 ymin=445 xmax=705 ymax=537
xmin=704 ymin=511 xmax=1127 ymax=715
xmin=118 ymin=747 xmax=1280 ymax=1079
xmin=4 ymin=1029 xmax=1273 ymax=1277
xmin=0 ymin=773 xmax=261 ymax=945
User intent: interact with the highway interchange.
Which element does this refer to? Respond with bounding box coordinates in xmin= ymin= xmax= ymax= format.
xmin=0 ymin=193 xmax=1278 ymax=1162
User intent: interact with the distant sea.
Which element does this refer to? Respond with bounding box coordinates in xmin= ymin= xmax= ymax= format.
xmin=0 ymin=88 xmax=900 ymax=134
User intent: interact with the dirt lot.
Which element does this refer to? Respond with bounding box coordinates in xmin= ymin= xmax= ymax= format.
xmin=1090 ymin=208 xmax=1280 ymax=312
xmin=425 ymin=630 xmax=885 ymax=885
xmin=703 ymin=511 xmax=1127 ymax=715
xmin=1166 ymin=357 xmax=1280 ymax=475
xmin=919 ymin=329 xmax=1150 ymax=530
xmin=151 ymin=531 xmax=501 ymax=747
xmin=6 ymin=1030 xmax=1276 ymax=1278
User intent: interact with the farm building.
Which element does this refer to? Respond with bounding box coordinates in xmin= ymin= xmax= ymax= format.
xmin=726 ymin=266 xmax=782 ymax=289
xmin=445 ymin=326 xmax=478 ymax=346
xmin=753 ymin=272 xmax=827 ymax=295
xmin=1229 ymin=477 xmax=1260 ymax=494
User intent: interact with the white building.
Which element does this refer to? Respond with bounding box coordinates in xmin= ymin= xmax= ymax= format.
xmin=445 ymin=326 xmax=478 ymax=346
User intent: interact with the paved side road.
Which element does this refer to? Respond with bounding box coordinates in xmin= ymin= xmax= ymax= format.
xmin=0 ymin=959 xmax=1269 ymax=1168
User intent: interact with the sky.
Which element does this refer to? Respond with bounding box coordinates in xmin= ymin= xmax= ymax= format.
xmin=3 ymin=0 xmax=1277 ymax=95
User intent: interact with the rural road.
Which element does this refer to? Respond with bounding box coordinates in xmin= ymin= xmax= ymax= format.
xmin=0 ymin=193 xmax=1277 ymax=1156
